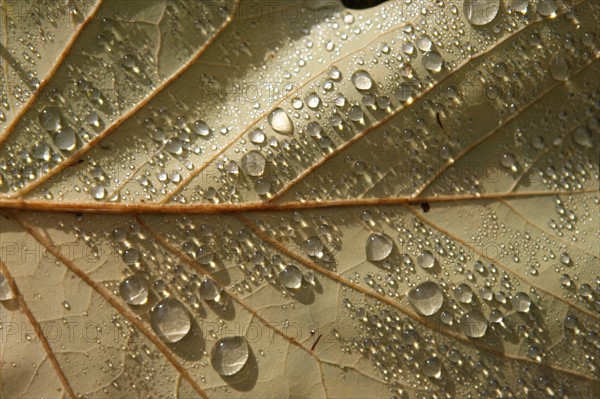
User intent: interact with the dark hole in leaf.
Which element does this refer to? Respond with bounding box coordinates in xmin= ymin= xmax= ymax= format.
xmin=341 ymin=0 xmax=389 ymax=10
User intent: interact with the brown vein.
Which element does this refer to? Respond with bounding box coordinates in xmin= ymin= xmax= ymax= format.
xmin=267 ymin=3 xmax=590 ymax=203
xmin=8 ymin=0 xmax=240 ymax=199
xmin=0 ymin=259 xmax=76 ymax=399
xmin=10 ymin=213 xmax=209 ymax=399
xmin=236 ymin=214 xmax=598 ymax=382
xmin=0 ymin=0 xmax=104 ymax=146
xmin=0 ymin=188 xmax=597 ymax=214
xmin=405 ymin=205 xmax=599 ymax=320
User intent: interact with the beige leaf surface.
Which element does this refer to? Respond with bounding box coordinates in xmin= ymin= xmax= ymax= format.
xmin=0 ymin=0 xmax=599 ymax=398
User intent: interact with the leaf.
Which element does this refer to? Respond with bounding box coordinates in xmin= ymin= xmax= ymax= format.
xmin=0 ymin=0 xmax=599 ymax=397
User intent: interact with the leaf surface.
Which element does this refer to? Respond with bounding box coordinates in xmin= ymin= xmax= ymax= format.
xmin=0 ymin=0 xmax=599 ymax=397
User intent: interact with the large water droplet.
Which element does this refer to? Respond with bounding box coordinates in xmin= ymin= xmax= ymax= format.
xmin=39 ymin=107 xmax=61 ymax=131
xmin=366 ymin=233 xmax=393 ymax=261
xmin=459 ymin=311 xmax=488 ymax=338
xmin=119 ymin=275 xmax=148 ymax=305
xmin=279 ymin=265 xmax=302 ymax=289
xmin=241 ymin=150 xmax=266 ymax=177
xmin=408 ymin=281 xmax=444 ymax=316
xmin=211 ymin=336 xmax=250 ymax=376
xmin=150 ymin=298 xmax=191 ymax=343
xmin=463 ymin=0 xmax=500 ymax=26
xmin=351 ymin=70 xmax=373 ymax=91
xmin=268 ymin=108 xmax=294 ymax=135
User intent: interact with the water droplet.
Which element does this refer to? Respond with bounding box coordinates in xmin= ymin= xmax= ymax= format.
xmin=418 ymin=250 xmax=435 ymax=269
xmin=422 ymin=357 xmax=442 ymax=378
xmin=32 ymin=143 xmax=51 ymax=161
xmin=416 ymin=35 xmax=432 ymax=52
xmin=249 ymin=128 xmax=266 ymax=144
xmin=500 ymin=153 xmax=516 ymax=169
xmin=509 ymin=0 xmax=529 ymax=14
xmin=550 ymin=52 xmax=569 ymax=81
xmin=573 ymin=127 xmax=592 ymax=147
xmin=463 ymin=0 xmax=500 ymax=26
xmin=279 ymin=265 xmax=302 ymax=289
xmin=306 ymin=121 xmax=322 ymax=137
xmin=122 ymin=248 xmax=139 ymax=265
xmin=423 ymin=51 xmax=443 ymax=72
xmin=0 ymin=272 xmax=15 ymax=301
xmin=91 ymin=185 xmax=106 ymax=200
xmin=348 ymin=106 xmax=364 ymax=122
xmin=193 ymin=120 xmax=210 ymax=136
xmin=454 ymin=284 xmax=474 ymax=303
xmin=459 ymin=311 xmax=488 ymax=338
xmin=54 ymin=127 xmax=76 ymax=151
xmin=39 ymin=107 xmax=61 ymax=131
xmin=211 ymin=336 xmax=250 ymax=376
xmin=511 ymin=292 xmax=531 ymax=313
xmin=196 ymin=246 xmax=214 ymax=265
xmin=304 ymin=236 xmax=325 ymax=259
xmin=351 ymin=70 xmax=373 ymax=91
xmin=268 ymin=108 xmax=294 ymax=135
xmin=408 ymin=281 xmax=444 ymax=316
xmin=150 ymin=298 xmax=191 ymax=343
xmin=537 ymin=0 xmax=557 ymax=17
xmin=305 ymin=92 xmax=321 ymax=109
xmin=564 ymin=314 xmax=578 ymax=330
xmin=165 ymin=138 xmax=183 ymax=155
xmin=366 ymin=233 xmax=393 ymax=261
xmin=241 ymin=150 xmax=266 ymax=177
xmin=199 ymin=279 xmax=222 ymax=301
xmin=119 ymin=275 xmax=148 ymax=305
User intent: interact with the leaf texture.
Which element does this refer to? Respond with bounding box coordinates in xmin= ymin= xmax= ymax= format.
xmin=0 ymin=0 xmax=599 ymax=398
